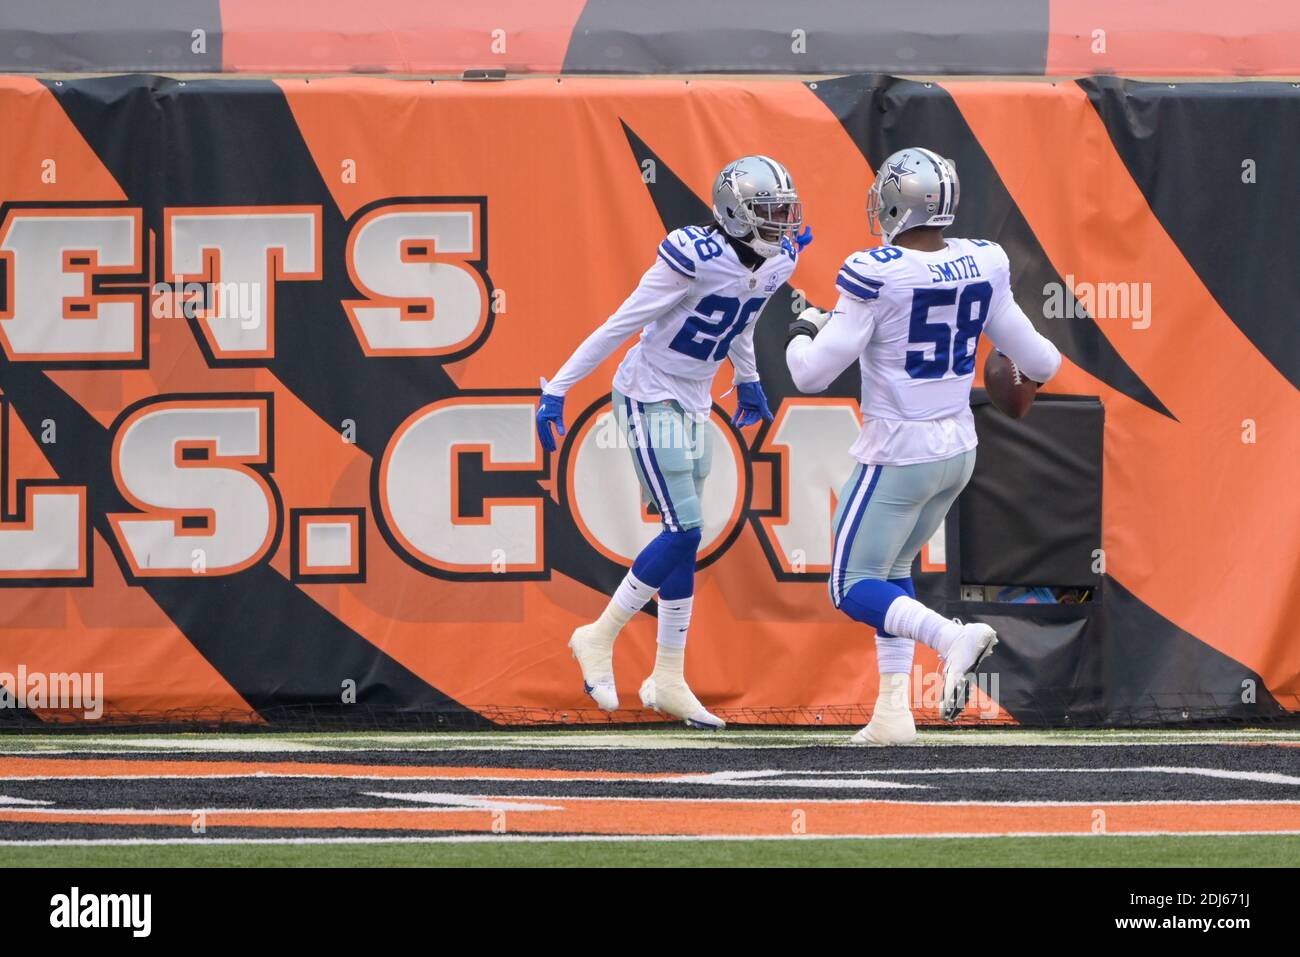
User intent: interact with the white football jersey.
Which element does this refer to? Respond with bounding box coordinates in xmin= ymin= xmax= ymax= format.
xmin=545 ymin=226 xmax=797 ymax=414
xmin=787 ymin=238 xmax=1060 ymax=465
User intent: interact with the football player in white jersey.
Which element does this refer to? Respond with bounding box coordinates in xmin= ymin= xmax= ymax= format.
xmin=785 ymin=147 xmax=1061 ymax=744
xmin=537 ymin=155 xmax=810 ymax=728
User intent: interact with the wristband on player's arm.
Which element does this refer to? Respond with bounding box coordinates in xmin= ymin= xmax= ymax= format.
xmin=786 ymin=318 xmax=822 ymax=347
xmin=786 ymin=307 xmax=830 ymax=348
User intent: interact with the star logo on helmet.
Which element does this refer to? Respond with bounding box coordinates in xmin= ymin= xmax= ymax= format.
xmin=881 ymin=160 xmax=912 ymax=191
xmin=722 ymin=163 xmax=746 ymax=189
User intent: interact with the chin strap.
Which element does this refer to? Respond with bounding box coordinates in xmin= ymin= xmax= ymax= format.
xmin=724 ymin=230 xmax=770 ymax=266
xmin=885 ymin=209 xmax=914 ymax=245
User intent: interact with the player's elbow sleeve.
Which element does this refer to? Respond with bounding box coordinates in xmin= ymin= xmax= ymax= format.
xmin=786 ymin=346 xmax=832 ymax=393
xmin=780 ymin=351 xmax=832 ymax=392
xmin=1023 ymin=339 xmax=1062 ymax=384
xmin=989 ymin=312 xmax=1061 ymax=385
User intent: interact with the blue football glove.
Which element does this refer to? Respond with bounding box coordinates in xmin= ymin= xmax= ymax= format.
xmin=536 ymin=392 xmax=566 ymax=452
xmin=732 ymin=381 xmax=774 ymax=429
xmin=782 ymin=225 xmax=813 ymax=256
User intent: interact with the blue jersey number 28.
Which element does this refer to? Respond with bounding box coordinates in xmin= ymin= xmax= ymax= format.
xmin=905 ymin=281 xmax=992 ymax=379
xmin=669 ymin=294 xmax=765 ymax=361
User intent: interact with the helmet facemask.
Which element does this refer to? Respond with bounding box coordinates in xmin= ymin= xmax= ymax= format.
xmin=866 ymin=180 xmax=884 ymax=240
xmin=745 ymin=198 xmax=803 ymax=257
xmin=866 ymin=179 xmax=914 ymax=245
xmin=718 ymin=193 xmax=802 ymax=258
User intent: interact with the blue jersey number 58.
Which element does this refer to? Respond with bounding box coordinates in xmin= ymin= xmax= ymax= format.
xmin=905 ymin=281 xmax=992 ymax=379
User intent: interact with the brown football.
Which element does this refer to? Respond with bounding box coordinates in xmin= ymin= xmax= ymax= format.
xmin=983 ymin=350 xmax=1037 ymax=419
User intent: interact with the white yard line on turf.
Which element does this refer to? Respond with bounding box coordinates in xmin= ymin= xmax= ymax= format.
xmin=671 ymin=767 xmax=1300 ymax=786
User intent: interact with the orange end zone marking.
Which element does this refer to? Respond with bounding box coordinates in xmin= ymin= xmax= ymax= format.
xmin=2 ymin=801 xmax=1298 ymax=838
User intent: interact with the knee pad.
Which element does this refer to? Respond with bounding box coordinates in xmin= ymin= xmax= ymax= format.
xmin=837 ymin=578 xmax=909 ymax=631
xmin=889 ymin=576 xmax=916 ymax=599
xmin=667 ymin=526 xmax=702 ymax=559
xmin=873 ymin=577 xmax=916 ymax=636
xmin=631 ymin=527 xmax=701 ymax=588
xmin=659 ymin=543 xmax=698 ymax=601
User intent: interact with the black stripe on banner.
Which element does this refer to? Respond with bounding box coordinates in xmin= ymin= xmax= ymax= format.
xmin=616 ymin=119 xmax=853 ymax=585
xmin=33 ymin=75 xmax=486 ymax=722
xmin=0 ymin=359 xmax=474 ymax=722
xmin=986 ymin=575 xmax=1286 ymax=725
xmin=46 ymin=73 xmax=621 ymax=604
xmin=809 ymin=74 xmax=1174 ymax=420
xmin=619 ymin=119 xmax=858 ymax=404
xmin=1080 ymin=76 xmax=1300 ymax=390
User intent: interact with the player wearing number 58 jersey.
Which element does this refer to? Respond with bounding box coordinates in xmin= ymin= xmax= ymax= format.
xmin=537 ymin=155 xmax=809 ymax=728
xmin=786 ymin=147 xmax=1061 ymax=744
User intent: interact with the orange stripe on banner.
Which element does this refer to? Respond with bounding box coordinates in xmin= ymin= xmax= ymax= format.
xmin=2 ymin=801 xmax=1297 ymax=837
xmin=0 ymin=79 xmax=264 ymax=724
xmin=220 ymin=0 xmax=586 ymax=74
xmin=0 ymin=536 xmax=262 ymax=724
xmin=0 ymin=84 xmax=387 ymax=718
xmin=946 ymin=80 xmax=1300 ymax=705
xmin=1047 ymin=1 xmax=1300 ymax=76
xmin=0 ymin=78 xmax=127 ymax=202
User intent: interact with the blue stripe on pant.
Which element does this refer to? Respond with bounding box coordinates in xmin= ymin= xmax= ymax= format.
xmin=624 ymin=396 xmax=679 ymax=531
xmin=614 ymin=389 xmax=711 ymax=532
xmin=830 ymin=464 xmax=882 ymax=607
xmin=828 ymin=451 xmax=976 ymax=611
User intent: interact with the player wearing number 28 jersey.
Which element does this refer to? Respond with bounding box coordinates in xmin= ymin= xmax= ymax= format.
xmin=786 ymin=146 xmax=1061 ymax=745
xmin=536 ymin=155 xmax=808 ymax=728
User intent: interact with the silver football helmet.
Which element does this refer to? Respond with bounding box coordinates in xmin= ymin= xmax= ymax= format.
xmin=867 ymin=147 xmax=959 ymax=244
xmin=711 ymin=155 xmax=803 ymax=258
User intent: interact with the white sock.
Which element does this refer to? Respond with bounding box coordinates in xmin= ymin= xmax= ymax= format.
xmin=656 ymin=596 xmax=692 ymax=651
xmin=653 ymin=643 xmax=687 ymax=684
xmin=875 ymin=634 xmax=915 ymax=675
xmin=585 ymin=571 xmax=654 ymax=644
xmin=612 ymin=571 xmax=655 ymax=616
xmin=883 ymin=596 xmax=964 ymax=658
xmin=873 ymin=672 xmax=911 ymax=717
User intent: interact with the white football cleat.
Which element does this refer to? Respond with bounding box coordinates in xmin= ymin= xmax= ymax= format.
xmin=568 ymin=624 xmax=618 ymax=711
xmin=849 ymin=711 xmax=917 ymax=746
xmin=849 ymin=672 xmax=917 ymax=745
xmin=639 ymin=676 xmax=725 ymax=730
xmin=941 ymin=622 xmax=998 ymax=722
